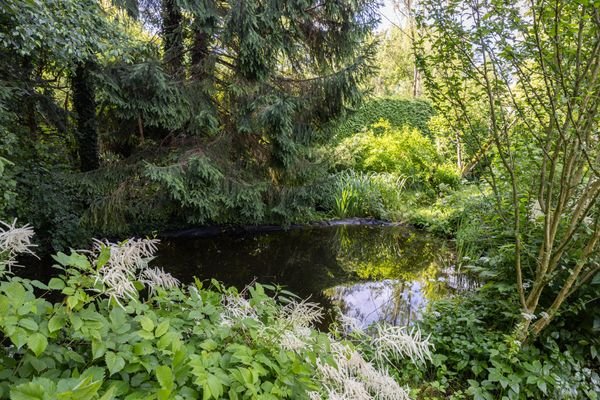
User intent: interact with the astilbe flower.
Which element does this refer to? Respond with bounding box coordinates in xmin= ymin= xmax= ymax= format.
xmin=314 ymin=341 xmax=411 ymax=400
xmin=370 ymin=324 xmax=433 ymax=366
xmin=93 ymin=237 xmax=159 ymax=273
xmin=215 ymin=288 xmax=419 ymax=399
xmin=220 ymin=294 xmax=258 ymax=327
xmin=258 ymin=300 xmax=323 ymax=351
xmin=278 ymin=300 xmax=323 ymax=328
xmin=92 ymin=238 xmax=176 ymax=306
xmin=139 ymin=267 xmax=180 ymax=296
xmin=0 ymin=219 xmax=37 ymax=273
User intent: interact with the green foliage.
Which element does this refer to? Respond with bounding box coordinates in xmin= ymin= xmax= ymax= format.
xmin=0 ymin=0 xmax=135 ymax=64
xmin=0 ymin=0 xmax=380 ymax=246
xmin=396 ymin=184 xmax=485 ymax=236
xmin=417 ymin=0 xmax=600 ymax=338
xmin=328 ymin=171 xmax=407 ymax=220
xmin=0 ymin=252 xmax=328 ymax=399
xmin=398 ymin=286 xmax=600 ymax=400
xmin=333 ymin=120 xmax=459 ymax=190
xmin=0 ymin=224 xmax=432 ymax=400
xmin=371 ymin=28 xmax=416 ymax=97
xmin=0 ymin=156 xmax=16 ymax=220
xmin=332 ymin=98 xmax=434 ymax=139
xmin=145 ymin=156 xmax=267 ymax=225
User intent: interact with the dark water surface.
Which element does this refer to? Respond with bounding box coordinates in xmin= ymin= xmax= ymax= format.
xmin=156 ymin=225 xmax=473 ymax=328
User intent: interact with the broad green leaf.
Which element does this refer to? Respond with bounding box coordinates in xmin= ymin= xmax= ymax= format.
xmin=66 ymin=296 xmax=78 ymax=310
xmin=52 ymin=252 xmax=90 ymax=270
xmin=9 ymin=327 xmax=28 ymax=348
xmin=105 ymin=352 xmax=125 ymax=375
xmin=206 ymin=374 xmax=223 ymax=399
xmin=10 ymin=381 xmax=50 ymax=400
xmin=48 ymin=315 xmax=66 ymax=333
xmin=92 ymin=339 xmax=106 ymax=359
xmin=48 ymin=278 xmax=65 ymax=290
xmin=29 ymin=280 xmax=48 ymax=290
xmin=155 ymin=320 xmax=169 ymax=337
xmin=27 ymin=333 xmax=48 ymax=357
xmin=139 ymin=316 xmax=154 ymax=332
xmin=155 ymin=365 xmax=174 ymax=391
xmin=19 ymin=318 xmax=38 ymax=331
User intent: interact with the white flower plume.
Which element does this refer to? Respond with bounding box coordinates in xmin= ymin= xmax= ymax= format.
xmin=370 ymin=324 xmax=433 ymax=365
xmin=139 ymin=266 xmax=180 ymax=296
xmin=0 ymin=219 xmax=37 ymax=273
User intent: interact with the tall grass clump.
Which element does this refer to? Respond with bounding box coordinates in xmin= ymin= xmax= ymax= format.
xmin=330 ymin=170 xmax=407 ymax=220
xmin=0 ymin=221 xmax=431 ymax=399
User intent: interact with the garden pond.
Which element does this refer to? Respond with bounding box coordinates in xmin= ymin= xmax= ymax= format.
xmin=156 ymin=224 xmax=475 ymax=329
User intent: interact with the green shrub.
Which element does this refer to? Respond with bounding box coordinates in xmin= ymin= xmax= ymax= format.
xmin=328 ymin=170 xmax=407 ymax=219
xmin=399 ymin=285 xmax=600 ymax=400
xmin=333 ymin=120 xmax=459 ymax=191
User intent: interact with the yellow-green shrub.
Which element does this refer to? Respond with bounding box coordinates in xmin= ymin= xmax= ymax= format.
xmin=333 ymin=120 xmax=459 ymax=190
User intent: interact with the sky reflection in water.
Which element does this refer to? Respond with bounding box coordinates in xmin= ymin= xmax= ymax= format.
xmin=156 ymin=225 xmax=473 ymax=328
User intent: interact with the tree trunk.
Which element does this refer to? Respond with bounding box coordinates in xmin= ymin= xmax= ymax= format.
xmin=161 ymin=0 xmax=184 ymax=78
xmin=191 ymin=25 xmax=210 ymax=81
xmin=21 ymin=56 xmax=37 ymax=137
xmin=455 ymin=131 xmax=462 ymax=171
xmin=72 ymin=61 xmax=100 ymax=172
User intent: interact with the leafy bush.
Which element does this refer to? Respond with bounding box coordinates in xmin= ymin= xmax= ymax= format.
xmin=0 ymin=221 xmax=431 ymax=400
xmin=333 ymin=120 xmax=459 ymax=191
xmin=398 ymin=184 xmax=485 ymax=236
xmin=328 ymin=171 xmax=407 ymax=219
xmin=332 ymin=98 xmax=435 ymax=139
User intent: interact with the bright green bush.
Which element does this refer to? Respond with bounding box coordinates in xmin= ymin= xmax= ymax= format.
xmin=327 ymin=171 xmax=407 ymax=219
xmin=332 ymin=98 xmax=435 ymax=139
xmin=333 ymin=120 xmax=459 ymax=191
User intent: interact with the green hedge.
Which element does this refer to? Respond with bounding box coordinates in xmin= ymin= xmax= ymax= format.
xmin=333 ymin=98 xmax=435 ymax=139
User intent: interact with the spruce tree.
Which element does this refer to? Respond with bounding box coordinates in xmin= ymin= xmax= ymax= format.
xmin=176 ymin=0 xmax=379 ymax=168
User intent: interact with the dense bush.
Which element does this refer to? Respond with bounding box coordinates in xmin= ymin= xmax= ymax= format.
xmin=327 ymin=171 xmax=406 ymax=220
xmin=332 ymin=98 xmax=435 ymax=139
xmin=332 ymin=120 xmax=459 ymax=191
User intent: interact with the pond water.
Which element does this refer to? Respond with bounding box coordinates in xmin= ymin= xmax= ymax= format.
xmin=156 ymin=224 xmax=474 ymax=329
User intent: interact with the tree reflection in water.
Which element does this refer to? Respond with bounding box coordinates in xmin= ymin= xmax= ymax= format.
xmin=156 ymin=224 xmax=475 ymax=329
xmin=324 ymin=226 xmax=475 ymax=328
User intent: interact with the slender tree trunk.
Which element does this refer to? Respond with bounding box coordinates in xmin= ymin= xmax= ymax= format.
xmin=161 ymin=0 xmax=184 ymax=78
xmin=412 ymin=65 xmax=421 ymax=97
xmin=21 ymin=57 xmax=37 ymax=137
xmin=455 ymin=132 xmax=462 ymax=171
xmin=191 ymin=25 xmax=210 ymax=81
xmin=72 ymin=61 xmax=100 ymax=172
